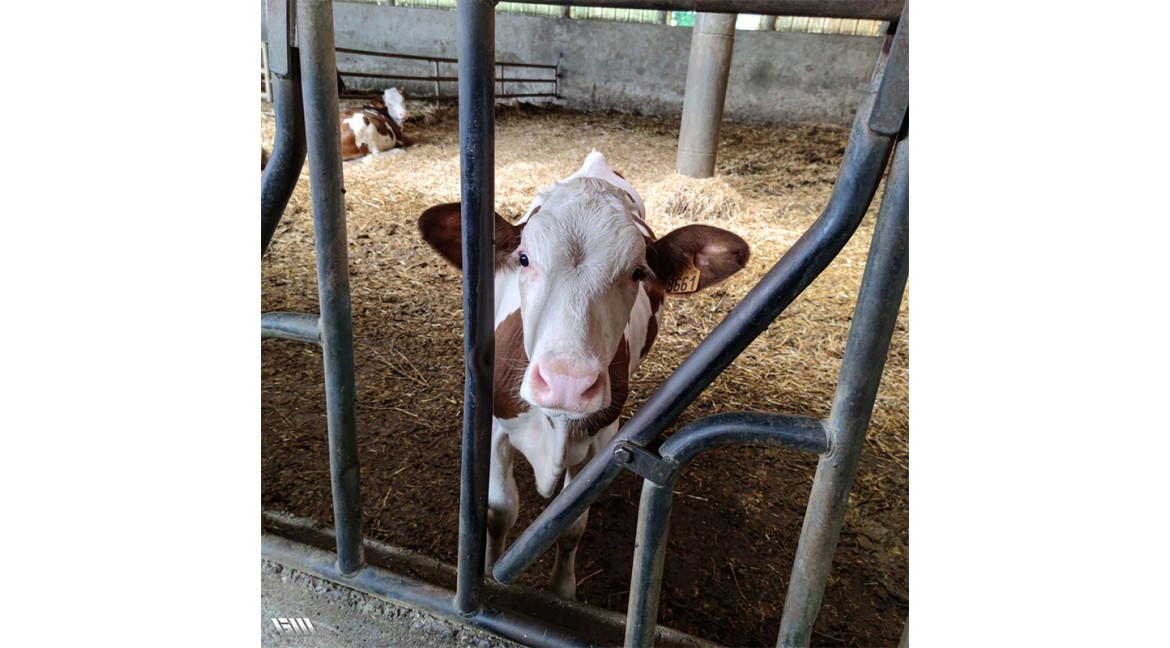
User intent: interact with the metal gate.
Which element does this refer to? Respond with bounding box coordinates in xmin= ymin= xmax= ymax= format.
xmin=260 ymin=1 xmax=908 ymax=645
xmin=334 ymin=45 xmax=559 ymax=102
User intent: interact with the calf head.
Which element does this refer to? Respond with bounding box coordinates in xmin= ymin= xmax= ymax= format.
xmin=419 ymin=173 xmax=749 ymax=424
xmin=383 ymin=87 xmax=409 ymax=126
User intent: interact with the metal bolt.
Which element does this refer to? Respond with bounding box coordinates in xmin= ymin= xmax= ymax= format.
xmin=613 ymin=447 xmax=633 ymax=464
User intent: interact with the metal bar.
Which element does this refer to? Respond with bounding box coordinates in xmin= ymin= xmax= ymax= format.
xmin=261 ymin=73 xmax=307 ymax=256
xmin=492 ymin=32 xmax=897 ymax=586
xmin=500 ymin=0 xmax=904 ymax=21
xmin=262 ymin=534 xmax=592 ymax=648
xmin=339 ymin=72 xmax=463 ymax=82
xmin=336 ymin=46 xmax=559 ymax=70
xmin=339 ymin=72 xmax=556 ymax=84
xmin=497 ymin=61 xmax=561 ymax=70
xmin=265 ymin=0 xmax=292 ymax=77
xmin=676 ymin=12 xmax=736 ymax=178
xmin=297 ymin=0 xmax=364 ymax=577
xmin=868 ymin=4 xmax=908 ymax=135
xmin=261 ymin=312 xmax=321 ymax=344
xmin=264 ymin=510 xmax=720 ymax=648
xmin=340 ymin=92 xmax=558 ymax=102
xmin=777 ymin=124 xmax=908 ymax=648
xmin=336 ymin=46 xmax=458 ymax=64
xmin=454 ymin=0 xmax=496 ymax=617
xmin=624 ymin=413 xmax=828 ymax=646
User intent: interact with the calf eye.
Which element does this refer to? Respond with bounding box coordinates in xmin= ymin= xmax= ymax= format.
xmin=632 ymin=266 xmax=647 ymax=281
xmin=518 ymin=252 xmax=530 ymax=267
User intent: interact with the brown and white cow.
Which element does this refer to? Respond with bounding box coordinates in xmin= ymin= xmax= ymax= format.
xmin=418 ymin=151 xmax=749 ymax=598
xmin=340 ymin=88 xmax=413 ymax=161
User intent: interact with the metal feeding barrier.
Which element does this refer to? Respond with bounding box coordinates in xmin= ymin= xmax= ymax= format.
xmin=334 ymin=46 xmax=559 ymax=102
xmin=260 ymin=1 xmax=908 ymax=646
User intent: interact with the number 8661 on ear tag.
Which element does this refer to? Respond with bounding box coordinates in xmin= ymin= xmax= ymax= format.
xmin=666 ymin=260 xmax=700 ymax=294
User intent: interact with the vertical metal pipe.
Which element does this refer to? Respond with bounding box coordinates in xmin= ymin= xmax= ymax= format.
xmin=297 ymin=0 xmax=364 ymax=577
xmin=777 ymin=128 xmax=909 ymax=647
xmin=454 ymin=0 xmax=496 ymax=616
xmin=261 ymin=73 xmax=307 ymax=255
xmin=676 ymin=12 xmax=736 ymax=178
xmin=625 ymin=481 xmax=676 ymax=648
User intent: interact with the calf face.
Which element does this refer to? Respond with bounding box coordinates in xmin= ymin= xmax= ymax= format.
xmin=383 ymin=87 xmax=409 ymax=126
xmin=420 ymin=169 xmax=749 ymax=424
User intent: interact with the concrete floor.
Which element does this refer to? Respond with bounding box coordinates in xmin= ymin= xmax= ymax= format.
xmin=261 ymin=561 xmax=520 ymax=648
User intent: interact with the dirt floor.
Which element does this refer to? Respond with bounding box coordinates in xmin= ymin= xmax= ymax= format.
xmin=261 ymin=100 xmax=908 ymax=647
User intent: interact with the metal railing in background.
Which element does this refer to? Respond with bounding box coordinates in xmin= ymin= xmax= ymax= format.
xmin=261 ymin=1 xmax=908 ymax=646
xmin=334 ymin=46 xmax=558 ymax=102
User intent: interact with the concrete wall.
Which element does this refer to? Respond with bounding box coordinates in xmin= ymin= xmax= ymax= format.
xmin=279 ymin=3 xmax=884 ymax=126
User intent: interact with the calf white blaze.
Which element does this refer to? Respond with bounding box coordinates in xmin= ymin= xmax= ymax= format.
xmin=516 ymin=178 xmax=645 ymax=416
xmin=418 ymin=150 xmax=750 ymax=599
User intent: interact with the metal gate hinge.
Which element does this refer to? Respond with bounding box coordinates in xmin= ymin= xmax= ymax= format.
xmin=612 ymin=440 xmax=678 ymax=486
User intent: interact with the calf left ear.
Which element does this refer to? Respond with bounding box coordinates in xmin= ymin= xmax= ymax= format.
xmin=418 ymin=202 xmax=522 ymax=270
xmin=647 ymin=224 xmax=750 ymax=292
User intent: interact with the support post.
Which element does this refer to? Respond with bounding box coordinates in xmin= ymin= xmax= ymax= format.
xmin=676 ymin=12 xmax=736 ymax=178
xmin=297 ymin=0 xmax=364 ymax=577
xmin=454 ymin=0 xmax=497 ymax=617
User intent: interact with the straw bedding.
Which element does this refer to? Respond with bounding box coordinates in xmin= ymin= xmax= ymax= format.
xmin=261 ymin=100 xmax=908 ymax=647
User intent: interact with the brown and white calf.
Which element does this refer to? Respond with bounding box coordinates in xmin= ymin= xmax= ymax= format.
xmin=419 ymin=151 xmax=749 ymax=598
xmin=340 ymin=88 xmax=413 ymax=161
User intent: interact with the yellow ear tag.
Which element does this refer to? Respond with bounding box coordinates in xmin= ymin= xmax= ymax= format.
xmin=666 ymin=258 xmax=701 ymax=294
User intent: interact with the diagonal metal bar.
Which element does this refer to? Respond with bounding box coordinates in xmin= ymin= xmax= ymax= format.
xmin=778 ymin=122 xmax=908 ymax=648
xmin=492 ymin=30 xmax=899 ymax=586
xmin=261 ymin=62 xmax=306 ymax=255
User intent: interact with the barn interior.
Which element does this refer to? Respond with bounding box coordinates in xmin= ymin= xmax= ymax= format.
xmin=261 ymin=2 xmax=908 ymax=647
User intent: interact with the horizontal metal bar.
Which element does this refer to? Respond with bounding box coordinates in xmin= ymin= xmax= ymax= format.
xmin=492 ymin=61 xmax=560 ymax=71
xmin=340 ymin=71 xmax=463 ymax=82
xmin=658 ymin=412 xmax=829 ymax=464
xmin=336 ymin=46 xmax=457 ymax=64
xmin=261 ymin=311 xmax=321 ymax=344
xmin=264 ymin=511 xmax=718 ymax=647
xmin=338 ymin=93 xmax=558 ymax=102
xmin=500 ymin=0 xmax=904 ymax=21
xmin=340 ymin=71 xmax=555 ymax=84
xmin=336 ymin=46 xmax=558 ymax=70
xmin=262 ymin=533 xmax=591 ymax=648
xmin=616 ymin=412 xmax=826 ymax=486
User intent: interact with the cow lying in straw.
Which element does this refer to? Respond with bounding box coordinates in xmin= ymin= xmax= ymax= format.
xmin=340 ymin=88 xmax=414 ymax=161
xmin=418 ymin=150 xmax=749 ymax=598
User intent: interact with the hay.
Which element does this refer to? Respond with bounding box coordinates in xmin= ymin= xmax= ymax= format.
xmin=644 ymin=173 xmax=744 ymax=221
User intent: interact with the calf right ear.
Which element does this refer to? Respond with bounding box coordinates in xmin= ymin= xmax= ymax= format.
xmin=418 ymin=202 xmax=523 ymax=270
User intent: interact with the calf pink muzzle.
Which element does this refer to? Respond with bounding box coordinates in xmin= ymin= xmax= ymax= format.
xmin=528 ymin=359 xmax=606 ymax=415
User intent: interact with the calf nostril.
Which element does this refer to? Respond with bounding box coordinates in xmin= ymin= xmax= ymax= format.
xmin=581 ymin=373 xmax=604 ymax=402
xmin=532 ymin=363 xmax=551 ymax=395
